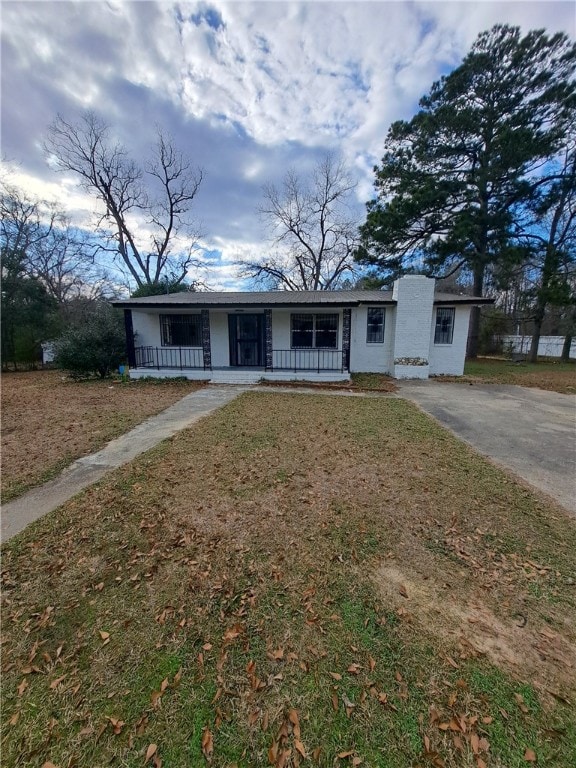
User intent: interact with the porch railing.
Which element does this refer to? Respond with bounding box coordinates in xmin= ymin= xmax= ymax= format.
xmin=133 ymin=346 xmax=349 ymax=373
xmin=134 ymin=346 xmax=207 ymax=370
xmin=270 ymin=349 xmax=348 ymax=373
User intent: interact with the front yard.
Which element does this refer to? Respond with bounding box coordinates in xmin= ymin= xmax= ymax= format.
xmin=0 ymin=371 xmax=205 ymax=502
xmin=2 ymin=392 xmax=575 ymax=767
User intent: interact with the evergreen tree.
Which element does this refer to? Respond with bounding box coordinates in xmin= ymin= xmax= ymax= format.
xmin=357 ymin=25 xmax=576 ymax=357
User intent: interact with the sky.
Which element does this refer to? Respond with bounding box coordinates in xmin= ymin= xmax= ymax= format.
xmin=1 ymin=0 xmax=575 ymax=291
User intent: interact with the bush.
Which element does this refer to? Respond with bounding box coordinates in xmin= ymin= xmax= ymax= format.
xmin=54 ymin=305 xmax=126 ymax=379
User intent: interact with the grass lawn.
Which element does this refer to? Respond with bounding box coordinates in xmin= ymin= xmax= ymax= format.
xmin=1 ymin=392 xmax=575 ymax=767
xmin=0 ymin=370 xmax=205 ymax=503
xmin=449 ymin=358 xmax=576 ymax=394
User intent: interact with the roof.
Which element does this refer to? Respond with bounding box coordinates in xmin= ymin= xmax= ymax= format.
xmin=113 ymin=290 xmax=494 ymax=309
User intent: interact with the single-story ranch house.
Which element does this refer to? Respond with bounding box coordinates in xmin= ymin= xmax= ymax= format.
xmin=113 ymin=275 xmax=492 ymax=383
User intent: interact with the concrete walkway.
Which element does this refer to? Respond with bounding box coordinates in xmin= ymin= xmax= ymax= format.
xmin=397 ymin=381 xmax=576 ymax=515
xmin=1 ymin=386 xmax=249 ymax=543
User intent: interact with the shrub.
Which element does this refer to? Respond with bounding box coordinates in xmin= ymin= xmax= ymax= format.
xmin=54 ymin=304 xmax=126 ymax=379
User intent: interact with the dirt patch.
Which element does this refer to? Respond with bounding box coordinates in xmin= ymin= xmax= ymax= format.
xmin=0 ymin=370 xmax=204 ymax=501
xmin=374 ymin=565 xmax=576 ymax=699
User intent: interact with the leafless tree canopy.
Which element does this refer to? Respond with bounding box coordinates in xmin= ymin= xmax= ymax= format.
xmin=240 ymin=155 xmax=360 ymax=290
xmin=44 ymin=113 xmax=203 ymax=288
xmin=1 ymin=177 xmax=109 ymax=302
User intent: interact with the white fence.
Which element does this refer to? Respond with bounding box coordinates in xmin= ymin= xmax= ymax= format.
xmin=500 ymin=335 xmax=575 ymax=359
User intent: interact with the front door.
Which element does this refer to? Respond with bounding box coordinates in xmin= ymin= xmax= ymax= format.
xmin=228 ymin=314 xmax=264 ymax=367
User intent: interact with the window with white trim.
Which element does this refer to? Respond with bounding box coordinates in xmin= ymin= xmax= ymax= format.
xmin=434 ymin=307 xmax=455 ymax=344
xmin=291 ymin=313 xmax=338 ymax=348
xmin=366 ymin=307 xmax=385 ymax=343
xmin=160 ymin=314 xmax=202 ymax=346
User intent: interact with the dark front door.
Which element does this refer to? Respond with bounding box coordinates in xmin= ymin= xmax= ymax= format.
xmin=228 ymin=314 xmax=264 ymax=367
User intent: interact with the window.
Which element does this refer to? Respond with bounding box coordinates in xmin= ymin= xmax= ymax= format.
xmin=291 ymin=313 xmax=338 ymax=348
xmin=160 ymin=314 xmax=202 ymax=346
xmin=434 ymin=307 xmax=455 ymax=344
xmin=366 ymin=307 xmax=385 ymax=343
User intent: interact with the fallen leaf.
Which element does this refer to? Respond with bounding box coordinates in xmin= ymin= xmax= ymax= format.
xmin=524 ymin=748 xmax=537 ymax=762
xmin=295 ymin=739 xmax=307 ymax=758
xmin=145 ymin=744 xmax=158 ymax=762
xmin=41 ymin=763 xmax=59 ymax=768
xmin=49 ymin=676 xmax=66 ymax=690
xmin=223 ymin=625 xmax=242 ymax=642
xmin=107 ymin=716 xmax=125 ymax=735
xmin=201 ymin=727 xmax=213 ymax=761
xmin=399 ymin=584 xmax=409 ymax=598
xmin=9 ymin=711 xmax=20 ymax=726
xmin=470 ymin=732 xmax=480 ymax=754
xmin=347 ymin=663 xmax=361 ymax=675
xmin=17 ymin=679 xmax=28 ymax=696
xmin=268 ymin=739 xmax=278 ymax=764
xmin=337 ymin=751 xmax=354 ymax=758
xmin=99 ymin=630 xmax=110 ymax=641
xmin=368 ymin=656 xmax=376 ymax=672
xmin=445 ymin=655 xmax=459 ymax=669
xmin=329 ymin=672 xmax=342 ymax=681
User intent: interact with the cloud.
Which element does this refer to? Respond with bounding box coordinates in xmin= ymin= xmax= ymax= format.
xmin=2 ymin=0 xmax=574 ymax=291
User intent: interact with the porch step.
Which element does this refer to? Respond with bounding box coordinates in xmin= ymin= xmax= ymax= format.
xmin=210 ymin=371 xmax=262 ymax=384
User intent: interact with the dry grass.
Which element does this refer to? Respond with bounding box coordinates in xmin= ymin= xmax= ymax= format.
xmin=0 ymin=370 xmax=205 ymax=501
xmin=439 ymin=358 xmax=576 ymax=394
xmin=1 ymin=392 xmax=575 ymax=767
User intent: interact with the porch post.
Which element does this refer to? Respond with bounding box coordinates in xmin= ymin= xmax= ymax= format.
xmin=264 ymin=309 xmax=273 ymax=370
xmin=201 ymin=309 xmax=212 ymax=370
xmin=342 ymin=308 xmax=351 ymax=371
xmin=124 ymin=309 xmax=136 ymax=368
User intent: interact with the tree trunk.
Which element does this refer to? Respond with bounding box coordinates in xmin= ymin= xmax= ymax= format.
xmin=466 ymin=266 xmax=484 ymax=359
xmin=561 ymin=333 xmax=573 ymax=361
xmin=529 ymin=303 xmax=546 ymax=363
xmin=561 ymin=307 xmax=576 ymax=361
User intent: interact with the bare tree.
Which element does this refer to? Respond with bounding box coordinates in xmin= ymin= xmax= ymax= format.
xmin=1 ymin=176 xmax=107 ymax=303
xmin=240 ymin=155 xmax=360 ymax=290
xmin=44 ymin=113 xmax=203 ymax=289
xmin=511 ymin=135 xmax=576 ymax=361
xmin=1 ymin=176 xmax=54 ymax=260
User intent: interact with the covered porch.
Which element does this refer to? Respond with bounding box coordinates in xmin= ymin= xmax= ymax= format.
xmin=125 ymin=305 xmax=352 ymax=383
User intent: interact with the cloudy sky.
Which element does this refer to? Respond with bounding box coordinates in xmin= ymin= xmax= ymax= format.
xmin=2 ymin=0 xmax=575 ymax=290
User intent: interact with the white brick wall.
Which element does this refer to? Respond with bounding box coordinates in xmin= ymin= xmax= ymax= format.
xmin=349 ymin=305 xmax=395 ymax=373
xmin=392 ymin=276 xmax=435 ymax=378
xmin=429 ymin=305 xmax=471 ymax=375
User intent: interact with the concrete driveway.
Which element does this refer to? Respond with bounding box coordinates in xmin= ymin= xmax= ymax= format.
xmin=397 ymin=381 xmax=576 ymax=515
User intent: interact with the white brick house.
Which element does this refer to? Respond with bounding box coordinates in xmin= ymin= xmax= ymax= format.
xmin=113 ymin=276 xmax=491 ymax=383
